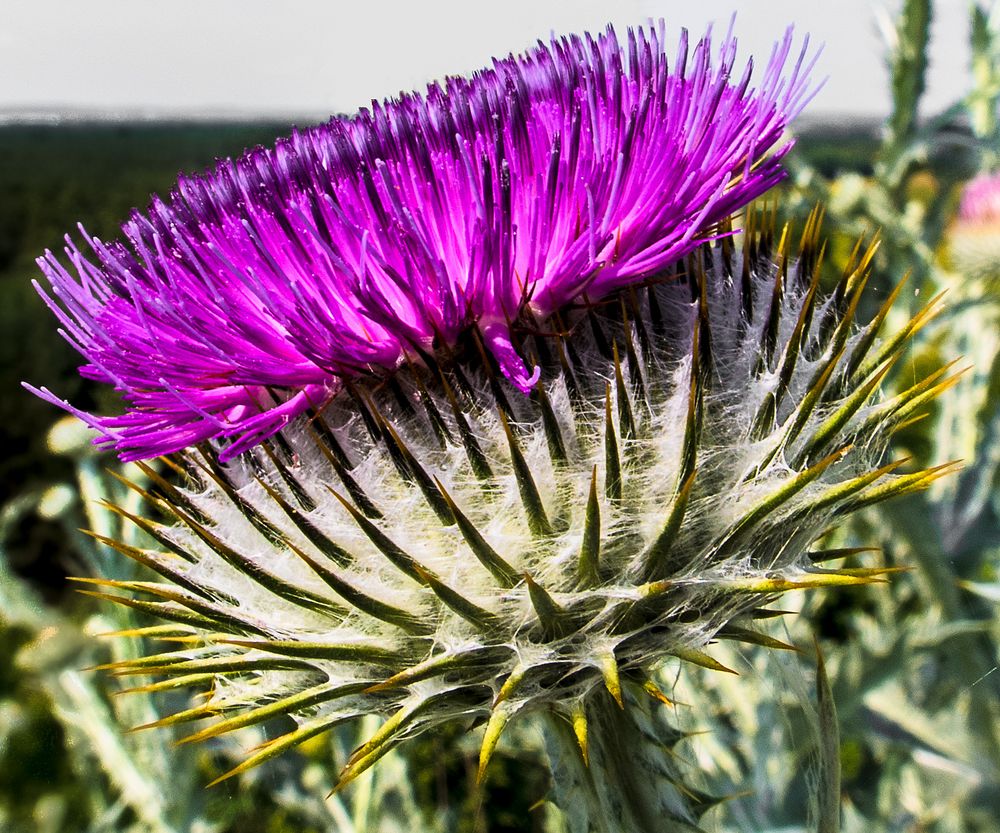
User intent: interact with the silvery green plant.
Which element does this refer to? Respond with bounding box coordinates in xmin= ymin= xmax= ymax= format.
xmin=25 ymin=21 xmax=957 ymax=832
xmin=772 ymin=4 xmax=1000 ymax=825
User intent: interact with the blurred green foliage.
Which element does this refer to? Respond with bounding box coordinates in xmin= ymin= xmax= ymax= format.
xmin=4 ymin=2 xmax=1000 ymax=830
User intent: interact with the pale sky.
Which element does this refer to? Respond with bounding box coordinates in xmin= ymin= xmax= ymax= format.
xmin=0 ymin=0 xmax=980 ymax=120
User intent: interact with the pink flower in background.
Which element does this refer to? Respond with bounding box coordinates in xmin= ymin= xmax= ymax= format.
xmin=957 ymin=170 xmax=1000 ymax=223
xmin=949 ymin=170 xmax=1000 ymax=284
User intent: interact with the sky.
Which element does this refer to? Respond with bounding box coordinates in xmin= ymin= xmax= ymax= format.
xmin=0 ymin=0 xmax=979 ymax=121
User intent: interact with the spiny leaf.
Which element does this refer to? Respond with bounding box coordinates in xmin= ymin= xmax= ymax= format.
xmin=815 ymin=640 xmax=841 ymax=833
xmin=255 ymin=476 xmax=353 ymax=567
xmin=285 ymin=538 xmax=431 ymax=634
xmin=339 ymin=687 xmax=491 ymax=789
xmin=757 ymin=223 xmax=790 ymax=370
xmin=807 ymin=546 xmax=881 ymax=563
xmin=762 ymin=344 xmax=847 ymax=458
xmin=598 ymin=650 xmax=624 ymax=708
xmin=113 ymin=673 xmax=214 ymax=697
xmin=107 ymin=655 xmax=316 ymax=677
xmin=434 ymin=477 xmax=519 ymax=588
xmin=179 ymin=681 xmax=369 ymax=745
xmin=843 ymin=271 xmax=911 ymax=380
xmin=794 ymin=358 xmax=897 ymax=467
xmin=571 ymin=701 xmax=589 ymax=765
xmin=856 ymin=363 xmax=966 ymax=438
xmin=854 ymin=289 xmax=945 ymax=383
xmin=478 ymin=705 xmax=513 ymax=783
xmin=405 ymin=358 xmax=455 ymax=448
xmin=700 ymin=573 xmax=888 ymax=594
xmin=669 ymin=647 xmax=737 ymax=675
xmin=716 ymin=446 xmax=852 ymax=557
xmin=123 ymin=462 xmax=209 ymax=526
xmin=790 ymin=458 xmax=910 ymax=517
xmin=304 ymin=419 xmax=383 ymax=518
xmin=772 ymin=259 xmax=823 ymax=412
xmin=641 ymin=677 xmax=676 ymax=707
xmin=835 ymin=460 xmax=962 ymax=514
xmin=216 ymin=638 xmax=407 ymax=666
xmin=78 ymin=590 xmax=256 ymax=635
xmin=82 ymin=531 xmax=238 ymax=605
xmin=376 ymin=415 xmax=453 ymax=525
xmin=809 ymin=566 xmax=909 ymax=578
xmin=438 ymin=369 xmax=493 ymax=482
xmin=366 ymin=647 xmax=512 ymax=693
xmin=342 ymin=380 xmax=383 ymax=444
xmin=637 ymin=469 xmax=696 ymax=583
xmin=128 ymin=704 xmax=216 ymax=733
xmin=612 ymin=341 xmax=636 ymax=441
xmin=524 ymin=573 xmax=572 ymax=640
xmin=97 ymin=624 xmax=197 ymax=640
xmin=91 ymin=648 xmax=210 ymax=673
xmin=619 ymin=296 xmax=649 ymax=405
xmin=260 ymin=443 xmax=316 ymax=512
xmin=208 ymin=714 xmax=351 ymax=787
xmin=718 ymin=626 xmax=800 ymax=652
xmin=167 ymin=501 xmax=342 ymax=613
xmin=97 ymin=501 xmax=195 ymax=563
xmin=500 ymin=409 xmax=553 ymax=536
xmin=577 ymin=466 xmax=602 ymax=588
xmin=604 ymin=383 xmax=622 ymax=502
xmin=679 ymin=320 xmax=703 ymax=481
xmin=329 ymin=487 xmax=428 ymax=584
xmin=411 ymin=563 xmax=505 ymax=632
xmin=493 ymin=666 xmax=526 ymax=707
xmin=586 ymin=304 xmax=613 ymax=359
xmin=533 ymin=381 xmax=568 ymax=465
xmin=181 ymin=456 xmax=286 ymax=545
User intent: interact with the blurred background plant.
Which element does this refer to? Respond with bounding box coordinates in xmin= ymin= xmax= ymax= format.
xmin=3 ymin=1 xmax=1000 ymax=830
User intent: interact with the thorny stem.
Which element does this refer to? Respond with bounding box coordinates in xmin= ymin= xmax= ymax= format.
xmin=542 ymin=689 xmax=701 ymax=833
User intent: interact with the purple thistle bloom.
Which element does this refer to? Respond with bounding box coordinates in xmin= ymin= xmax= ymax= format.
xmin=957 ymin=170 xmax=1000 ymax=224
xmin=28 ymin=21 xmax=818 ymax=461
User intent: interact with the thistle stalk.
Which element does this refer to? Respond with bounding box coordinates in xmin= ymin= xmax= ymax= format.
xmin=543 ymin=689 xmax=706 ymax=833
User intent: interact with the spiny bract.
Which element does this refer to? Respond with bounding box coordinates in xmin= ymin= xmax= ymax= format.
xmin=86 ymin=208 xmax=956 ymax=791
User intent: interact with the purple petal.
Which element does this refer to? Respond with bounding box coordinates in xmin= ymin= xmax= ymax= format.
xmin=28 ymin=21 xmax=818 ymax=460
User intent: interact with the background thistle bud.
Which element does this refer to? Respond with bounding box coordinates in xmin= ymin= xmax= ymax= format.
xmin=947 ymin=170 xmax=1000 ymax=288
xmin=69 ymin=207 xmax=953 ymax=822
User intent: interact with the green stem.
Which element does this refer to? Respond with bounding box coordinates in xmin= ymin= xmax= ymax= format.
xmin=541 ymin=689 xmax=703 ymax=833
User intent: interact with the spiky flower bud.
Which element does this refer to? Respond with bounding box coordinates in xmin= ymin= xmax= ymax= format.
xmin=27 ymin=20 xmax=953 ymax=832
xmin=65 ymin=210 xmax=952 ymax=806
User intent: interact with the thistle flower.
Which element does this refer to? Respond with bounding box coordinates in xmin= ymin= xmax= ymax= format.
xmin=947 ymin=170 xmax=1000 ymax=286
xmin=27 ymin=21 xmax=956 ymax=833
xmin=28 ymin=22 xmax=818 ymax=461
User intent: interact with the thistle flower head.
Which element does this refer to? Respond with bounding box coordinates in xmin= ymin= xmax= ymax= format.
xmin=71 ymin=207 xmax=954 ymax=796
xmin=948 ymin=170 xmax=1000 ymax=286
xmin=26 ymin=20 xmax=955 ymax=818
xmin=28 ymin=22 xmax=818 ymax=461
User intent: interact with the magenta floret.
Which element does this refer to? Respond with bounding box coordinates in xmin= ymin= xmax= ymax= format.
xmin=28 ymin=22 xmax=819 ymax=460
